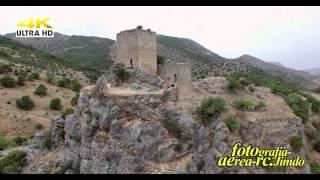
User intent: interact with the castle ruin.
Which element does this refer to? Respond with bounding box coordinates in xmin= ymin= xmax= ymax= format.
xmin=111 ymin=26 xmax=192 ymax=101
xmin=111 ymin=28 xmax=157 ymax=75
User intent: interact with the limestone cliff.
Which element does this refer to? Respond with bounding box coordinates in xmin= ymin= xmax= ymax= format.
xmin=21 ymin=70 xmax=311 ymax=174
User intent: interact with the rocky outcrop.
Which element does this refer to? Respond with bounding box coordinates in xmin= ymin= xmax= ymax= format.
xmin=22 ymin=74 xmax=312 ymax=174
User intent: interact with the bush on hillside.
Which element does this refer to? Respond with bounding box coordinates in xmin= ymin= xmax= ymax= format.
xmin=46 ymin=73 xmax=55 ymax=84
xmin=35 ymin=123 xmax=44 ymax=130
xmin=310 ymin=161 xmax=320 ymax=174
xmin=157 ymin=55 xmax=165 ymax=65
xmin=16 ymin=75 xmax=25 ymax=86
xmin=270 ymin=83 xmax=292 ymax=96
xmin=16 ymin=96 xmax=34 ymax=111
xmin=30 ymin=72 xmax=40 ymax=80
xmin=113 ymin=63 xmax=130 ymax=83
xmin=0 ymin=75 xmax=16 ymax=88
xmin=289 ymin=136 xmax=303 ymax=152
xmin=0 ymin=64 xmax=12 ymax=74
xmin=161 ymin=115 xmax=182 ymax=139
xmin=57 ymin=77 xmax=71 ymax=88
xmin=298 ymin=92 xmax=320 ymax=114
xmin=50 ymin=98 xmax=62 ymax=110
xmin=70 ymin=79 xmax=82 ymax=92
xmin=71 ymin=93 xmax=79 ymax=106
xmin=34 ymin=84 xmax=48 ymax=97
xmin=0 ymin=150 xmax=27 ymax=174
xmin=226 ymin=116 xmax=239 ymax=132
xmin=233 ymin=98 xmax=266 ymax=111
xmin=227 ymin=72 xmax=246 ymax=92
xmin=12 ymin=136 xmax=28 ymax=146
xmin=0 ymin=135 xmax=15 ymax=150
xmin=196 ymin=97 xmax=225 ymax=125
xmin=285 ymin=93 xmax=309 ymax=124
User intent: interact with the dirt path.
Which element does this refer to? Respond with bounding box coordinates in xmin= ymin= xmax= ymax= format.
xmin=104 ymin=87 xmax=164 ymax=96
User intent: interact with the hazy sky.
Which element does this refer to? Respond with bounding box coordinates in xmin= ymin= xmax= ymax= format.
xmin=0 ymin=6 xmax=319 ymax=70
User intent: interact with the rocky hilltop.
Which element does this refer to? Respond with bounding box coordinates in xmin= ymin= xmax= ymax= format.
xmin=18 ymin=67 xmax=311 ymax=174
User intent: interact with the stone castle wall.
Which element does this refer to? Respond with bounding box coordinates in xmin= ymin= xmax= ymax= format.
xmin=158 ymin=63 xmax=193 ymax=100
xmin=112 ymin=29 xmax=157 ymax=75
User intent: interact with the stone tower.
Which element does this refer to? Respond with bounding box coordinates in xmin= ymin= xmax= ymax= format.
xmin=111 ymin=27 xmax=157 ymax=75
xmin=158 ymin=63 xmax=193 ymax=101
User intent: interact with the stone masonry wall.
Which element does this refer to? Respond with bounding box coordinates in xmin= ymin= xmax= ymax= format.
xmin=112 ymin=28 xmax=157 ymax=75
xmin=158 ymin=63 xmax=193 ymax=100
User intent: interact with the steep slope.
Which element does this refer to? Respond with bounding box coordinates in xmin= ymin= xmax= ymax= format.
xmin=21 ymin=70 xmax=310 ymax=174
xmin=5 ymin=32 xmax=319 ymax=90
xmin=0 ymin=36 xmax=90 ymax=138
xmin=269 ymin=61 xmax=284 ymax=67
xmin=305 ymin=68 xmax=320 ymax=76
xmin=235 ymin=55 xmax=319 ymax=90
xmin=4 ymin=33 xmax=114 ymax=81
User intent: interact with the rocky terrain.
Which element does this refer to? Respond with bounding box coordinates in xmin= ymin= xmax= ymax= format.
xmin=12 ymin=67 xmax=314 ymax=174
xmin=1 ymin=31 xmax=320 ymax=174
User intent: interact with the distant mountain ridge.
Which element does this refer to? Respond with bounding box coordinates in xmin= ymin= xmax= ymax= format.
xmin=4 ymin=32 xmax=319 ymax=90
xmin=305 ymin=68 xmax=320 ymax=76
xmin=269 ymin=61 xmax=284 ymax=67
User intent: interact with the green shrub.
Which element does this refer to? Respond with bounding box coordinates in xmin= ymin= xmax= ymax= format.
xmin=161 ymin=115 xmax=182 ymax=139
xmin=239 ymin=78 xmax=250 ymax=86
xmin=0 ymin=75 xmax=16 ymax=88
xmin=227 ymin=78 xmax=243 ymax=92
xmin=233 ymin=98 xmax=254 ymax=110
xmin=157 ymin=55 xmax=165 ymax=65
xmin=196 ymin=97 xmax=225 ymax=124
xmin=0 ymin=150 xmax=27 ymax=174
xmin=12 ymin=136 xmax=28 ymax=146
xmin=113 ymin=63 xmax=130 ymax=83
xmin=35 ymin=123 xmax=44 ymax=130
xmin=50 ymin=98 xmax=62 ymax=110
xmin=43 ymin=133 xmax=53 ymax=150
xmin=233 ymin=98 xmax=266 ymax=111
xmin=16 ymin=75 xmax=25 ymax=86
xmin=298 ymin=92 xmax=320 ymax=114
xmin=16 ymin=96 xmax=34 ymax=110
xmin=61 ymin=108 xmax=74 ymax=119
xmin=30 ymin=72 xmax=40 ymax=80
xmin=0 ymin=50 xmax=9 ymax=58
xmin=0 ymin=135 xmax=15 ymax=150
xmin=57 ymin=78 xmax=70 ymax=88
xmin=34 ymin=84 xmax=48 ymax=97
xmin=71 ymin=93 xmax=79 ymax=106
xmin=70 ymin=79 xmax=82 ymax=92
xmin=46 ymin=73 xmax=55 ymax=84
xmin=289 ymin=136 xmax=303 ymax=152
xmin=310 ymin=161 xmax=320 ymax=174
xmin=226 ymin=116 xmax=239 ymax=132
xmin=270 ymin=83 xmax=292 ymax=96
xmin=0 ymin=64 xmax=12 ymax=74
xmin=285 ymin=93 xmax=309 ymax=124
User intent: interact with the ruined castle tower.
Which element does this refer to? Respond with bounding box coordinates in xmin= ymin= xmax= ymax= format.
xmin=158 ymin=63 xmax=193 ymax=101
xmin=111 ymin=27 xmax=157 ymax=75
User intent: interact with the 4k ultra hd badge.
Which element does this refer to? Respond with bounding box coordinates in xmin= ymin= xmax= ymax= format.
xmin=16 ymin=17 xmax=54 ymax=38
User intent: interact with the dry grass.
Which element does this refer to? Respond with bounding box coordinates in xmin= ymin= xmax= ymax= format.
xmin=0 ymin=68 xmax=88 ymax=138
